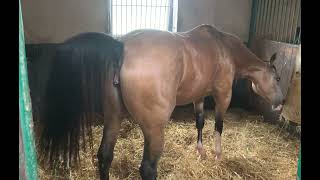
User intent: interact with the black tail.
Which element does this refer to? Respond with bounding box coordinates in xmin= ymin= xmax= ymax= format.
xmin=38 ymin=32 xmax=123 ymax=169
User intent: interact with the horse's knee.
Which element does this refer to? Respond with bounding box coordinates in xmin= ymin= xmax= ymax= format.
xmin=196 ymin=112 xmax=204 ymax=129
xmin=214 ymin=113 xmax=223 ymax=134
xmin=139 ymin=160 xmax=157 ymax=180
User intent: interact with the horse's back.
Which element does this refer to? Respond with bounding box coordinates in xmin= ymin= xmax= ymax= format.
xmin=121 ymin=29 xmax=184 ymax=58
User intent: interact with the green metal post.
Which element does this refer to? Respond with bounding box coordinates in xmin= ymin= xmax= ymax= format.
xmin=297 ymin=145 xmax=301 ymax=180
xmin=19 ymin=0 xmax=38 ymax=179
xmin=248 ymin=0 xmax=258 ymax=48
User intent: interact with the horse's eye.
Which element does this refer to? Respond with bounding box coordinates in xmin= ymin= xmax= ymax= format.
xmin=276 ymin=77 xmax=280 ymax=81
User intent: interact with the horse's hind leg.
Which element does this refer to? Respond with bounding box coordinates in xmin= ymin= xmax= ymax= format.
xmin=97 ymin=114 xmax=122 ymax=180
xmin=193 ymin=99 xmax=207 ymax=158
xmin=122 ymin=99 xmax=173 ymax=179
xmin=140 ymin=124 xmax=165 ymax=180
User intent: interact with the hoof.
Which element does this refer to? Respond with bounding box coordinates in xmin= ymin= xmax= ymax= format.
xmin=214 ymin=153 xmax=221 ymax=161
xmin=198 ymin=147 xmax=208 ymax=159
xmin=196 ymin=144 xmax=207 ymax=159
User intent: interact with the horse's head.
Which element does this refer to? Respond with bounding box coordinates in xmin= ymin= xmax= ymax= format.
xmin=249 ymin=53 xmax=284 ymax=111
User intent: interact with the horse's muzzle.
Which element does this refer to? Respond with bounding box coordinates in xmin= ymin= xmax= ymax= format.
xmin=271 ymin=89 xmax=284 ymax=111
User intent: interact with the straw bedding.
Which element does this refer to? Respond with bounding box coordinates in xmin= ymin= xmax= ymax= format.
xmin=38 ymin=107 xmax=300 ymax=180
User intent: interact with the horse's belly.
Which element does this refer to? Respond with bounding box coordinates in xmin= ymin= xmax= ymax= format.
xmin=176 ymin=96 xmax=198 ymax=106
xmin=176 ymin=87 xmax=212 ymax=105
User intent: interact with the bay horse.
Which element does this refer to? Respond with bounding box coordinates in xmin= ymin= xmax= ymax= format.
xmin=118 ymin=25 xmax=283 ymax=179
xmin=38 ymin=25 xmax=283 ymax=180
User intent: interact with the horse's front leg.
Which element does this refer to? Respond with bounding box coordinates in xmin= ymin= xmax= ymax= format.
xmin=213 ymin=89 xmax=232 ymax=160
xmin=193 ymin=99 xmax=207 ymax=158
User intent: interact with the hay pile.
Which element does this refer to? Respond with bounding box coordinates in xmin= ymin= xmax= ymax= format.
xmin=38 ymin=107 xmax=300 ymax=180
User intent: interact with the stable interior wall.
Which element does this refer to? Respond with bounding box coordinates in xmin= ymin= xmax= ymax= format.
xmin=21 ymin=0 xmax=109 ymax=43
xmin=21 ymin=0 xmax=252 ymax=43
xmin=178 ymin=0 xmax=252 ymax=42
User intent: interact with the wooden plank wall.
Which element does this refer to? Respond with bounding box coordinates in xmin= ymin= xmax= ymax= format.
xmin=281 ymin=45 xmax=301 ymax=124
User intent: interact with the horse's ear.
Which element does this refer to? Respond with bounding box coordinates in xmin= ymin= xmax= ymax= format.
xmin=270 ymin=53 xmax=277 ymax=65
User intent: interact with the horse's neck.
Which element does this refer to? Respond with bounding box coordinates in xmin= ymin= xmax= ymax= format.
xmin=234 ymin=45 xmax=267 ymax=81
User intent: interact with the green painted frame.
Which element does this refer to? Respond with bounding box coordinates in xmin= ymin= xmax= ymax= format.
xmin=297 ymin=145 xmax=301 ymax=180
xmin=19 ymin=0 xmax=38 ymax=179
